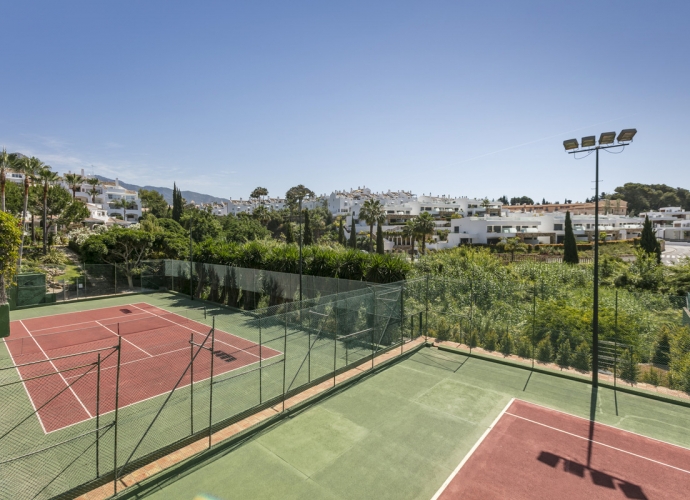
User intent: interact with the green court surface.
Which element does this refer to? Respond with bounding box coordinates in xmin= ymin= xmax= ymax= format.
xmin=129 ymin=347 xmax=690 ymax=500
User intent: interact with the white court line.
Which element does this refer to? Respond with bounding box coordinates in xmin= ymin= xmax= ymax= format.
xmin=1 ymin=337 xmax=49 ymax=434
xmin=504 ymin=411 xmax=690 ymax=475
xmin=127 ymin=303 xmax=263 ymax=360
xmin=94 ymin=320 xmax=153 ymax=358
xmin=18 ymin=320 xmax=93 ymax=419
xmin=512 ymin=399 xmax=690 ymax=453
xmin=28 ymin=310 xmax=149 ymax=334
xmin=430 ymin=398 xmax=515 ymax=500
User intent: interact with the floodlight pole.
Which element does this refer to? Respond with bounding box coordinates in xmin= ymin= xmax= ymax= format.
xmin=298 ymin=197 xmax=303 ymax=304
xmin=567 ymin=140 xmax=632 ymax=388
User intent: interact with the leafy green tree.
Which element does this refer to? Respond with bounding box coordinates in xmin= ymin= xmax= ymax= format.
xmin=59 ymin=201 xmax=91 ymax=226
xmin=499 ymin=237 xmax=527 ymax=261
xmin=12 ymin=156 xmax=42 ymax=268
xmin=81 ymin=226 xmax=154 ymax=288
xmin=285 ymin=184 xmax=315 ymax=211
xmin=376 ymin=222 xmax=384 ymax=255
xmin=611 ymin=182 xmax=690 ymax=213
xmin=510 ymin=196 xmax=534 ymax=205
xmin=250 ymin=187 xmax=268 ymax=204
xmin=640 ymin=215 xmax=660 ymax=262
xmin=563 ymin=211 xmax=579 ymax=264
xmin=654 ymin=326 xmax=671 ymax=366
xmin=415 ymin=212 xmax=436 ymax=254
xmin=349 ymin=216 xmax=357 ymax=249
xmin=0 ymin=211 xmax=22 ymax=308
xmin=181 ymin=208 xmax=222 ymax=242
xmin=303 ymin=209 xmax=313 ymax=245
xmin=483 ymin=331 xmax=498 ymax=351
xmin=222 ymin=214 xmax=270 ymax=243
xmin=139 ymin=188 xmax=169 ymax=218
xmin=63 ymin=172 xmax=83 ymax=200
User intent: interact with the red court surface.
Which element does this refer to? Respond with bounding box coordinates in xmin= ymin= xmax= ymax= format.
xmin=3 ymin=303 xmax=281 ymax=433
xmin=433 ymin=399 xmax=690 ymax=500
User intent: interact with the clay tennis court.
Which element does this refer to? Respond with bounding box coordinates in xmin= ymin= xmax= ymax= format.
xmin=433 ymin=398 xmax=690 ymax=500
xmin=4 ymin=303 xmax=281 ymax=433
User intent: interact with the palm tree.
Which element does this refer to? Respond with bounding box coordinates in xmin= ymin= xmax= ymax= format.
xmin=360 ymin=199 xmax=385 ymax=252
xmin=63 ymin=173 xmax=83 ymax=200
xmin=111 ymin=198 xmax=127 ymax=221
xmin=85 ymin=177 xmax=100 ymax=203
xmin=13 ymin=156 xmax=43 ymax=269
xmin=415 ymin=212 xmax=436 ymax=254
xmin=0 ymin=148 xmax=10 ymax=212
xmin=36 ymin=167 xmax=61 ymax=255
xmin=501 ymin=237 xmax=527 ymax=261
xmin=402 ymin=219 xmax=417 ymax=262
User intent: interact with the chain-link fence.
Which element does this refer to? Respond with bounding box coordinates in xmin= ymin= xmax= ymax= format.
xmin=0 ymin=279 xmax=417 ymax=499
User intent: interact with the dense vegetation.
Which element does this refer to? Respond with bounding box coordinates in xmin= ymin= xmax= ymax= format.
xmin=610 ymin=183 xmax=689 ymax=214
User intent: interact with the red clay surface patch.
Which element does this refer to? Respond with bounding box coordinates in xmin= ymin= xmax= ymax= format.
xmin=3 ymin=303 xmax=281 ymax=433
xmin=435 ymin=399 xmax=690 ymax=500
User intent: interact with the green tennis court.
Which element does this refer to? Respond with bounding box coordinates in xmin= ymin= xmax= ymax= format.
xmin=124 ymin=347 xmax=690 ymax=500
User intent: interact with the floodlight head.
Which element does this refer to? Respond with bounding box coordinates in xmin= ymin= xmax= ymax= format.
xmin=617 ymin=129 xmax=637 ymax=143
xmin=581 ymin=136 xmax=596 ymax=148
xmin=599 ymin=132 xmax=616 ymax=145
xmin=563 ymin=139 xmax=579 ymax=151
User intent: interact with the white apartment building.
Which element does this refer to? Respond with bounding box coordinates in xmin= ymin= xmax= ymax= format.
xmin=640 ymin=207 xmax=690 ymax=241
xmin=65 ymin=170 xmax=142 ymax=221
xmin=431 ymin=212 xmax=644 ymax=248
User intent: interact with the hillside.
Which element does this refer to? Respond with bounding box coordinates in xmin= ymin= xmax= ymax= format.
xmin=94 ymin=176 xmax=229 ymax=205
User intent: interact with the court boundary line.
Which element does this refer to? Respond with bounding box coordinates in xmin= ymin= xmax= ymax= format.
xmin=512 ymin=399 xmax=690 ymax=453
xmin=26 ymin=310 xmax=150 ymax=334
xmin=94 ymin=320 xmax=153 ymax=358
xmin=18 ymin=320 xmax=93 ymax=419
xmin=12 ymin=303 xmax=146 ymax=321
xmin=1 ymin=337 xmax=49 ymax=434
xmin=430 ymin=397 xmax=515 ymax=500
xmin=127 ymin=303 xmax=264 ymax=361
xmin=504 ymin=411 xmax=690 ymax=475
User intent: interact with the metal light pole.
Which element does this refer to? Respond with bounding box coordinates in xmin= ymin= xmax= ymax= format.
xmin=298 ymin=197 xmax=303 ymax=303
xmin=563 ymin=129 xmax=637 ymax=387
xmin=189 ymin=218 xmax=194 ymax=300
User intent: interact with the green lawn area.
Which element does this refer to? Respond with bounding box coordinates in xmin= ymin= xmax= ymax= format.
xmin=129 ymin=347 xmax=690 ymax=500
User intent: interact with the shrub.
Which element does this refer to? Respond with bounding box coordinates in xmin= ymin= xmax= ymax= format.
xmin=555 ymin=339 xmax=572 ymax=370
xmin=619 ymin=349 xmax=639 ymax=385
xmin=572 ymin=342 xmax=591 ymax=372
xmin=500 ymin=332 xmax=513 ymax=357
xmin=483 ymin=331 xmax=498 ymax=352
xmin=536 ymin=338 xmax=553 ymax=363
xmin=641 ymin=366 xmax=661 ymax=387
xmin=516 ymin=337 xmax=532 ymax=359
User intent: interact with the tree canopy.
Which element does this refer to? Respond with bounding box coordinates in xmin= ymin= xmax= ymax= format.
xmin=139 ymin=188 xmax=169 ymax=218
xmin=611 ymin=183 xmax=689 ymax=214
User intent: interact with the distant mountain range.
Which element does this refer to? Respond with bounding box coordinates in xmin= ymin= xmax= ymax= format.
xmin=94 ymin=176 xmax=229 ymax=205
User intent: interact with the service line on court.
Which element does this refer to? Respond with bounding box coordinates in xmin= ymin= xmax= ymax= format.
xmin=18 ymin=320 xmax=93 ymax=419
xmin=94 ymin=320 xmax=153 ymax=358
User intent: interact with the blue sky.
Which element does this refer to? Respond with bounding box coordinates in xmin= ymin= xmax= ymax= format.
xmin=1 ymin=1 xmax=688 ymax=202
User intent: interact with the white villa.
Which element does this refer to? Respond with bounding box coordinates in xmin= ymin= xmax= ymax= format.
xmin=640 ymin=207 xmax=690 ymax=242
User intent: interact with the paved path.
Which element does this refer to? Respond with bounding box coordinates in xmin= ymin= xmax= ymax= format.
xmin=662 ymin=242 xmax=690 ymax=266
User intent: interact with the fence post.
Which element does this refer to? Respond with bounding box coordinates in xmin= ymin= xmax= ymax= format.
xmin=333 ymin=304 xmax=338 ymax=387
xmin=371 ymin=288 xmax=377 ymax=370
xmin=425 ymin=275 xmax=429 ymax=340
xmin=190 ymin=333 xmax=194 ymax=435
xmin=282 ymin=313 xmax=288 ymax=412
xmin=400 ymin=283 xmax=405 ymax=355
xmin=114 ymin=265 xmax=117 ymax=294
xmin=532 ymin=286 xmax=536 ymax=370
xmin=259 ymin=315 xmax=263 ymax=404
xmin=96 ymin=353 xmax=101 ymax=478
xmin=113 ymin=334 xmax=122 ymax=495
xmin=614 ymin=290 xmax=618 ymax=389
xmin=75 ymin=277 xmax=79 ymax=299
xmin=208 ymin=318 xmax=215 ymax=448
xmin=308 ymin=313 xmax=311 ymax=383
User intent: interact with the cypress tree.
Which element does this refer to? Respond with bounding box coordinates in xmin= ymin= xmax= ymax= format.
xmin=349 ymin=216 xmax=357 ymax=248
xmin=284 ymin=221 xmax=295 ymax=244
xmin=172 ymin=183 xmax=182 ymax=222
xmin=640 ymin=215 xmax=661 ymax=263
xmin=303 ymin=209 xmax=313 ymax=245
xmin=562 ymin=211 xmax=579 ymax=264
xmin=338 ymin=218 xmax=345 ymax=245
xmin=376 ymin=223 xmax=384 ymax=255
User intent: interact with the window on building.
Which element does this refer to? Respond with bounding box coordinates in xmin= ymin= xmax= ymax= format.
xmin=493 ymin=225 xmax=501 ymax=233
xmin=554 ymin=224 xmax=563 ymax=231
xmin=454 ymin=227 xmax=459 ymax=233
xmin=487 ymin=226 xmax=493 ymax=233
